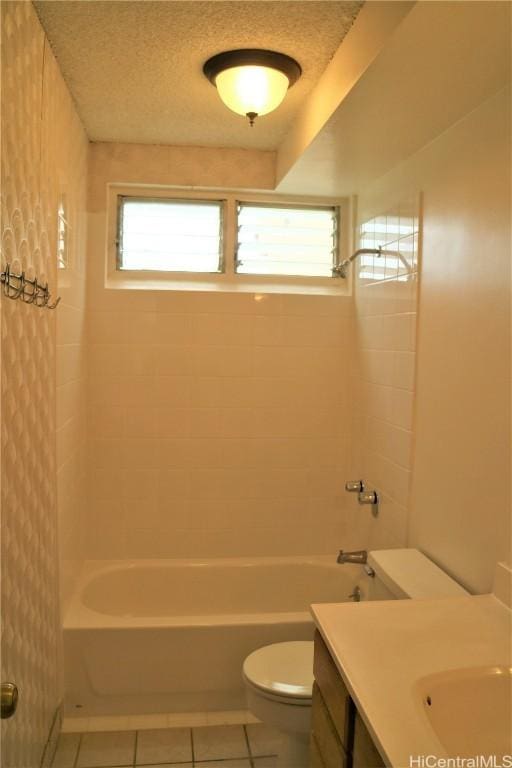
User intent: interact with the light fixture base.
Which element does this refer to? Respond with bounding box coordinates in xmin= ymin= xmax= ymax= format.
xmin=203 ymin=49 xmax=301 ymax=86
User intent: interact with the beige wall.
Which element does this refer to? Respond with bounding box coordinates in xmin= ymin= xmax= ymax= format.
xmin=1 ymin=1 xmax=88 ymax=765
xmin=86 ymin=144 xmax=352 ymax=560
xmin=88 ymin=142 xmax=276 ymax=213
xmin=357 ymin=88 xmax=510 ymax=593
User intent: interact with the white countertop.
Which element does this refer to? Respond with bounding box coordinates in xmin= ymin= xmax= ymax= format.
xmin=311 ymin=594 xmax=512 ymax=768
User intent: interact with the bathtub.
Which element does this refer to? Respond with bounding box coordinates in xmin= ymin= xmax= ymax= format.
xmin=63 ymin=556 xmax=360 ymax=717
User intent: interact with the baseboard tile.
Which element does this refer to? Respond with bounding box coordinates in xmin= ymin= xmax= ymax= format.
xmin=61 ymin=709 xmax=260 ymax=733
xmin=40 ymin=703 xmax=62 ymax=767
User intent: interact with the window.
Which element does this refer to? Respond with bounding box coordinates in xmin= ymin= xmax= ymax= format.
xmin=117 ymin=197 xmax=223 ymax=272
xmin=113 ymin=192 xmax=344 ymax=283
xmin=236 ymin=203 xmax=338 ymax=278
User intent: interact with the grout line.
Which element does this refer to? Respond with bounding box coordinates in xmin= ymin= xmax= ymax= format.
xmin=190 ymin=727 xmax=195 ymax=767
xmin=72 ymin=734 xmax=83 ymax=768
xmin=74 ymin=763 xmax=133 ymax=768
xmin=243 ymin=725 xmax=254 ymax=768
xmin=136 ymin=762 xmax=194 ymax=767
xmin=133 ymin=730 xmax=138 ymax=767
xmin=194 ymin=761 xmax=250 ymax=766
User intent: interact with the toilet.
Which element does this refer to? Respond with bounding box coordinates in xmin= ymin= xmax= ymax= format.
xmin=242 ymin=548 xmax=468 ymax=768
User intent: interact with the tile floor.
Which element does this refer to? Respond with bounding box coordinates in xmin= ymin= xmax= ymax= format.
xmin=52 ymin=723 xmax=282 ymax=768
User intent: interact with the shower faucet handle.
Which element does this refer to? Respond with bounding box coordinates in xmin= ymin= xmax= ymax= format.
xmin=358 ymin=489 xmax=379 ymax=517
xmin=358 ymin=490 xmax=378 ymax=505
xmin=345 ymin=480 xmax=364 ymax=493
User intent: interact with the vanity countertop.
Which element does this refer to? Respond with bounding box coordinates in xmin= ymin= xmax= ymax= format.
xmin=311 ymin=594 xmax=511 ymax=768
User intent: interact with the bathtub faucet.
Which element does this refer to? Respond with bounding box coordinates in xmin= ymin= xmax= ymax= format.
xmin=337 ymin=549 xmax=367 ymax=565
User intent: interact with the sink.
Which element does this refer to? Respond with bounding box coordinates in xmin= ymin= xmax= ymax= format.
xmin=415 ymin=666 xmax=512 ymax=758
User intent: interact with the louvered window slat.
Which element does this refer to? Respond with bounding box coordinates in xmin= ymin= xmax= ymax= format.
xmin=118 ymin=198 xmax=223 ymax=272
xmin=236 ymin=203 xmax=338 ymax=277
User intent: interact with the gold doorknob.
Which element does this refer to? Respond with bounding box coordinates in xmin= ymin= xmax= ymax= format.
xmin=1 ymin=682 xmax=18 ymax=719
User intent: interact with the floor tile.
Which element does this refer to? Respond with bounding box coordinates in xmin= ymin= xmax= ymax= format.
xmin=253 ymin=757 xmax=278 ymax=767
xmin=193 ymin=725 xmax=249 ymax=762
xmin=245 ymin=723 xmax=283 ymax=757
xmin=51 ymin=733 xmax=81 ymax=767
xmin=194 ymin=761 xmax=251 ymax=768
xmin=136 ymin=727 xmax=192 ymax=765
xmin=76 ymin=730 xmax=136 ymax=767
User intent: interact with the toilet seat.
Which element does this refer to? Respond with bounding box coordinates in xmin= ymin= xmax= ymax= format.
xmin=243 ymin=641 xmax=314 ymax=703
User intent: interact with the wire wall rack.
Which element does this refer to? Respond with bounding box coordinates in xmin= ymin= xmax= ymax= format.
xmin=1 ymin=263 xmax=61 ymax=309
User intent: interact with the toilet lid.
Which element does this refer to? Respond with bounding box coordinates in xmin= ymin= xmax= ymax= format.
xmin=243 ymin=641 xmax=314 ymax=700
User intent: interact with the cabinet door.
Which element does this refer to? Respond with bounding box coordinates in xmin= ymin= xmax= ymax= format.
xmin=311 ymin=683 xmax=347 ymax=768
xmin=313 ymin=631 xmax=353 ymax=751
xmin=352 ymin=712 xmax=385 ymax=768
xmin=310 ymin=734 xmax=327 ymax=768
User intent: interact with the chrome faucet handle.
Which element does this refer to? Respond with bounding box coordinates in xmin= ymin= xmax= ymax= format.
xmin=358 ymin=490 xmax=378 ymax=504
xmin=358 ymin=489 xmax=379 ymax=517
xmin=345 ymin=480 xmax=364 ymax=493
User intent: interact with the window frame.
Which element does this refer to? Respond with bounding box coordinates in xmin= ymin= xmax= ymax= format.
xmin=116 ymin=195 xmax=225 ymax=274
xmin=234 ymin=200 xmax=340 ymax=279
xmin=106 ymin=184 xmax=351 ymax=294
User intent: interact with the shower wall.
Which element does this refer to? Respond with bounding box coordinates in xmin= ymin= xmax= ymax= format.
xmin=86 ymin=143 xmax=352 ymax=560
xmin=1 ymin=2 xmax=88 ymax=765
xmin=346 ymin=197 xmax=419 ymax=552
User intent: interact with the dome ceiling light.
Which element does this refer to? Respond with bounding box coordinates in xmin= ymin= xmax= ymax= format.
xmin=203 ymin=49 xmax=302 ymax=127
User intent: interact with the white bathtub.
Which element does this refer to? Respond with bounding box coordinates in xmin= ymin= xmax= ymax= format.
xmin=63 ymin=556 xmax=360 ymax=717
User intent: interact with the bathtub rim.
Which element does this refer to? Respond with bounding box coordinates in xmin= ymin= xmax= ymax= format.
xmin=64 ymin=554 xmax=360 ymax=630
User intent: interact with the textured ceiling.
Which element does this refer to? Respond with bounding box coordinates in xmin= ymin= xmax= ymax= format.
xmin=33 ymin=1 xmax=363 ymax=150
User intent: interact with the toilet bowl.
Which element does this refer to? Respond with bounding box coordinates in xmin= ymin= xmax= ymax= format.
xmin=243 ymin=641 xmax=313 ymax=768
xmin=242 ymin=549 xmax=468 ymax=768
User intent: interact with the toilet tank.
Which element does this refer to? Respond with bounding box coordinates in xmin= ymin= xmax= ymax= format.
xmin=358 ymin=548 xmax=469 ymax=601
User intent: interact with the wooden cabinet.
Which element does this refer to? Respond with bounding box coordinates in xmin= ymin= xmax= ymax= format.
xmin=311 ymin=631 xmax=385 ymax=768
xmin=353 ymin=712 xmax=386 ymax=768
xmin=311 ymin=683 xmax=347 ymax=768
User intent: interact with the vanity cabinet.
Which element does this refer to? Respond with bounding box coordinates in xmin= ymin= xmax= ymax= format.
xmin=311 ymin=631 xmax=385 ymax=768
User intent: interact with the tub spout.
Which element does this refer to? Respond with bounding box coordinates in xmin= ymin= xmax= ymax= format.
xmin=337 ymin=549 xmax=367 ymax=565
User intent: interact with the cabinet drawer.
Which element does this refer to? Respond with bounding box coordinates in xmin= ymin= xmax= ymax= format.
xmin=311 ymin=683 xmax=347 ymax=768
xmin=353 ymin=711 xmax=385 ymax=768
xmin=313 ymin=630 xmax=352 ymax=749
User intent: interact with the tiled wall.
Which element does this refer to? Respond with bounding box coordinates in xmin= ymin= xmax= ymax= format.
xmin=86 ymin=290 xmax=352 ymax=559
xmin=346 ymin=198 xmax=419 ymax=551
xmin=1 ymin=2 xmax=87 ymax=765
xmin=86 ymin=145 xmax=352 ymax=559
xmin=55 ymin=95 xmax=88 ymax=609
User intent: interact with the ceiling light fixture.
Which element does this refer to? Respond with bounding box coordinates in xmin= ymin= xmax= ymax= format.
xmin=203 ymin=49 xmax=301 ymax=127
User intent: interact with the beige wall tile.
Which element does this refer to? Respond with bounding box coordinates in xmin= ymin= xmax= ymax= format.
xmin=348 ymin=196 xmax=419 ymax=551
xmin=2 ymin=4 xmax=88 ymax=764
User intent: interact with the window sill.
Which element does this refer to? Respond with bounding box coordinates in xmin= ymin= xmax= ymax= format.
xmin=105 ymin=270 xmax=351 ymax=297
